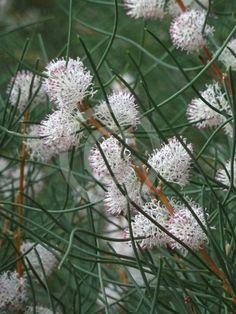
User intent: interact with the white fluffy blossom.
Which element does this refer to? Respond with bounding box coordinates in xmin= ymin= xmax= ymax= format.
xmin=148 ymin=137 xmax=193 ymax=187
xmin=187 ymin=82 xmax=231 ymax=129
xmin=89 ymin=136 xmax=132 ymax=184
xmin=168 ymin=0 xmax=209 ymax=16
xmin=216 ymin=160 xmax=236 ymax=187
xmin=25 ymin=305 xmax=61 ymax=314
xmin=39 ymin=109 xmax=84 ymax=155
xmin=21 ymin=241 xmax=58 ymax=280
xmin=127 ymin=199 xmax=170 ymax=248
xmin=94 ymin=91 xmax=140 ymax=132
xmin=7 ymin=70 xmax=46 ymax=112
xmin=26 ymin=125 xmax=55 ymax=162
xmin=167 ymin=198 xmax=207 ymax=255
xmin=124 ymin=0 xmax=165 ymax=20
xmin=169 ymin=9 xmax=214 ymax=53
xmin=104 ymin=170 xmax=145 ymax=215
xmin=0 ymin=271 xmax=27 ymax=312
xmin=43 ymin=57 xmax=95 ymax=110
xmin=219 ymin=38 xmax=236 ymax=71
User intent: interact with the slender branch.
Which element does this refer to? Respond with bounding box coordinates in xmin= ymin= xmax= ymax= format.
xmin=15 ymin=110 xmax=29 ymax=277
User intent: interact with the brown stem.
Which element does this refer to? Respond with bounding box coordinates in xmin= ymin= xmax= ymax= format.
xmin=199 ymin=247 xmax=236 ymax=301
xmin=15 ymin=111 xmax=29 ymax=278
xmin=175 ymin=0 xmax=186 ymax=11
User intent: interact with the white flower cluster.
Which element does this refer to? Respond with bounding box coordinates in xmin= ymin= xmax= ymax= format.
xmin=43 ymin=57 xmax=95 ymax=110
xmin=127 ymin=198 xmax=207 ymax=254
xmin=94 ymin=91 xmax=140 ymax=132
xmin=148 ymin=136 xmax=193 ymax=187
xmin=26 ymin=57 xmax=94 ymax=161
xmin=170 ymin=10 xmax=214 ymax=53
xmin=219 ymin=38 xmax=236 ymax=71
xmin=0 ymin=271 xmax=27 ymax=312
xmin=124 ymin=0 xmax=166 ymax=20
xmin=7 ymin=70 xmax=46 ymax=112
xmin=21 ymin=241 xmax=58 ymax=280
xmin=215 ymin=159 xmax=236 ymax=188
xmin=187 ymin=82 xmax=232 ymax=134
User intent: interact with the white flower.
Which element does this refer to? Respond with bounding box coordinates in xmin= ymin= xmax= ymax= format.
xmin=168 ymin=0 xmax=209 ymax=16
xmin=124 ymin=0 xmax=165 ymax=20
xmin=43 ymin=57 xmax=95 ymax=110
xmin=169 ymin=9 xmax=214 ymax=53
xmin=216 ymin=160 xmax=236 ymax=187
xmin=39 ymin=109 xmax=84 ymax=155
xmin=0 ymin=271 xmax=27 ymax=312
xmin=148 ymin=137 xmax=193 ymax=187
xmin=104 ymin=170 xmax=145 ymax=215
xmin=26 ymin=125 xmax=55 ymax=162
xmin=219 ymin=38 xmax=236 ymax=71
xmin=167 ymin=198 xmax=207 ymax=255
xmin=25 ymin=305 xmax=61 ymax=314
xmin=127 ymin=199 xmax=170 ymax=248
xmin=187 ymin=82 xmax=231 ymax=129
xmin=93 ymin=91 xmax=140 ymax=131
xmin=7 ymin=70 xmax=46 ymax=112
xmin=21 ymin=241 xmax=58 ymax=280
xmin=89 ymin=136 xmax=132 ymax=184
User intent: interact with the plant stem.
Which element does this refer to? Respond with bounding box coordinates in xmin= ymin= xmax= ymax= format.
xmin=15 ymin=110 xmax=29 ymax=277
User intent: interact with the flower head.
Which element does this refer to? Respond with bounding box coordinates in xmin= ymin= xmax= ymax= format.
xmin=104 ymin=170 xmax=145 ymax=215
xmin=43 ymin=57 xmax=95 ymax=110
xmin=89 ymin=136 xmax=132 ymax=184
xmin=7 ymin=70 xmax=46 ymax=112
xmin=0 ymin=271 xmax=27 ymax=312
xmin=26 ymin=125 xmax=55 ymax=162
xmin=219 ymin=38 xmax=236 ymax=71
xmin=124 ymin=0 xmax=165 ymax=20
xmin=126 ymin=199 xmax=170 ymax=248
xmin=216 ymin=160 xmax=236 ymax=187
xmin=187 ymin=82 xmax=231 ymax=129
xmin=148 ymin=137 xmax=193 ymax=187
xmin=21 ymin=241 xmax=58 ymax=280
xmin=167 ymin=198 xmax=207 ymax=255
xmin=170 ymin=9 xmax=214 ymax=53
xmin=39 ymin=109 xmax=84 ymax=155
xmin=94 ymin=91 xmax=140 ymax=131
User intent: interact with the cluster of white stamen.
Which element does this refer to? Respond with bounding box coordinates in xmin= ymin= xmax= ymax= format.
xmin=7 ymin=70 xmax=46 ymax=112
xmin=89 ymin=136 xmax=132 ymax=184
xmin=148 ymin=136 xmax=193 ymax=187
xmin=219 ymin=38 xmax=236 ymax=71
xmin=39 ymin=109 xmax=84 ymax=155
xmin=187 ymin=82 xmax=231 ymax=129
xmin=170 ymin=10 xmax=214 ymax=53
xmin=167 ymin=198 xmax=207 ymax=255
xmin=43 ymin=57 xmax=95 ymax=110
xmin=215 ymin=160 xmax=236 ymax=187
xmin=124 ymin=0 xmax=166 ymax=20
xmin=0 ymin=271 xmax=27 ymax=312
xmin=94 ymin=91 xmax=140 ymax=131
xmin=127 ymin=199 xmax=170 ymax=248
xmin=104 ymin=170 xmax=145 ymax=215
xmin=21 ymin=241 xmax=58 ymax=280
xmin=26 ymin=125 xmax=55 ymax=162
